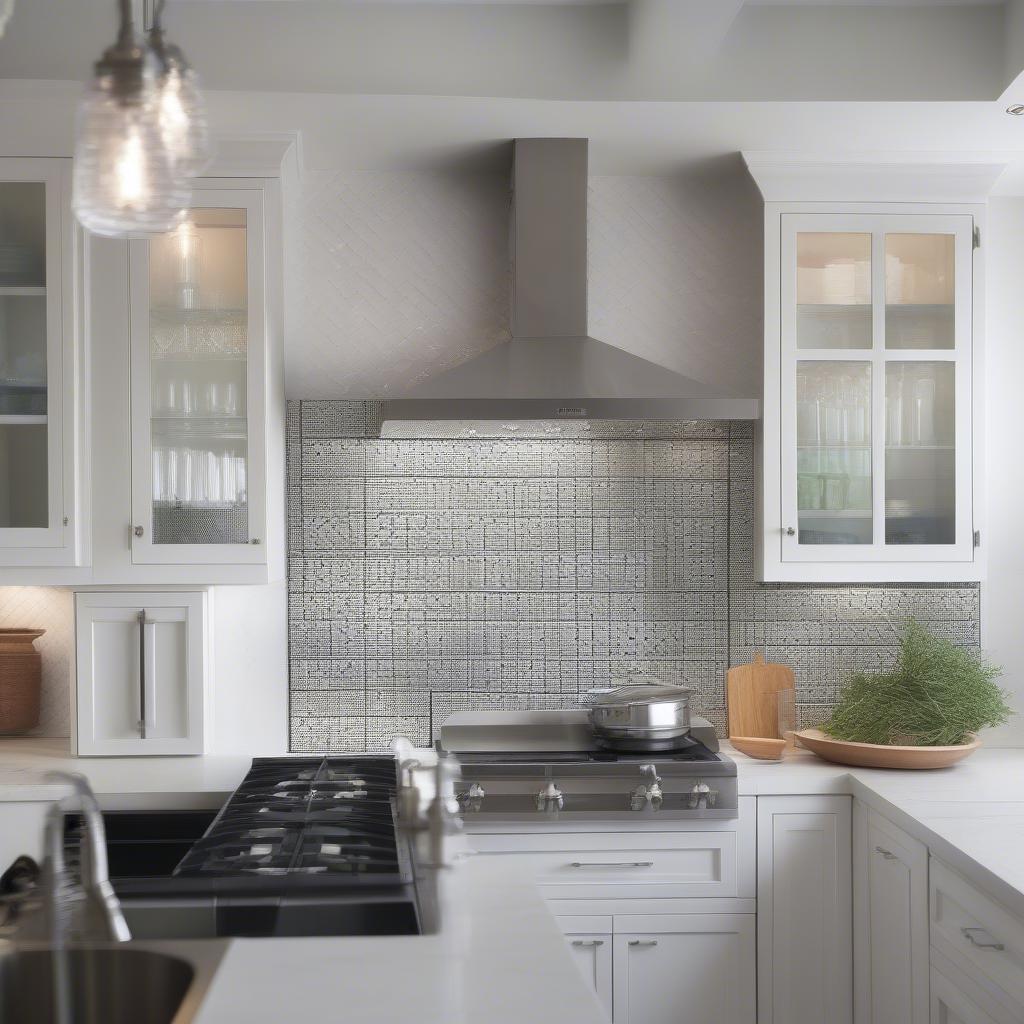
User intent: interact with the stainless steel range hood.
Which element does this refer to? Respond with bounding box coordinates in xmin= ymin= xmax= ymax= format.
xmin=380 ymin=139 xmax=759 ymax=424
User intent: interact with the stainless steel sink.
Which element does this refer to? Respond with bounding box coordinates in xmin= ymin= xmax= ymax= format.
xmin=0 ymin=947 xmax=194 ymax=1024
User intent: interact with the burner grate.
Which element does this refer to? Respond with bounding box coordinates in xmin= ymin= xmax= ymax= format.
xmin=174 ymin=756 xmax=408 ymax=884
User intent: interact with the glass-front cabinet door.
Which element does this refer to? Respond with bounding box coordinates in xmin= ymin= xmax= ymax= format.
xmin=129 ymin=188 xmax=266 ymax=565
xmin=779 ymin=213 xmax=974 ymax=567
xmin=0 ymin=159 xmax=73 ymax=564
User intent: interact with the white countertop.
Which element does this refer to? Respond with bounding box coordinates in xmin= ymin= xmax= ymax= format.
xmin=0 ymin=738 xmax=254 ymax=808
xmin=724 ymin=740 xmax=1024 ymax=918
xmin=192 ymin=855 xmax=606 ymax=1024
xmin=3 ymin=739 xmax=1023 ymax=908
xmin=3 ymin=736 xmax=1024 ymax=1022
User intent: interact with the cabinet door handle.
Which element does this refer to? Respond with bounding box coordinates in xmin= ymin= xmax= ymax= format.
xmin=571 ymin=939 xmax=604 ymax=948
xmin=628 ymin=939 xmax=658 ymax=947
xmin=569 ymin=861 xmax=654 ymax=869
xmin=138 ymin=610 xmax=147 ymax=740
xmin=962 ymin=927 xmax=1005 ymax=951
xmin=875 ymin=846 xmax=898 ymax=861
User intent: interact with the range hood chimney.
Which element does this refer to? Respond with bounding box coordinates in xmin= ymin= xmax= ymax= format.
xmin=380 ymin=139 xmax=759 ymax=424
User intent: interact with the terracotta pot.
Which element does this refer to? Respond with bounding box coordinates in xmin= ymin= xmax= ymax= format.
xmin=0 ymin=628 xmax=45 ymax=734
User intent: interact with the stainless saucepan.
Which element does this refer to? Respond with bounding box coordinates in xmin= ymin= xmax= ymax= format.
xmin=586 ymin=680 xmax=693 ymax=750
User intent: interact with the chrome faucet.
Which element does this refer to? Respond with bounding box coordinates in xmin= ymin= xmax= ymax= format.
xmin=12 ymin=772 xmax=130 ymax=944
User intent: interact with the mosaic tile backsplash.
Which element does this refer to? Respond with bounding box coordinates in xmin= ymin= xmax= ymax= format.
xmin=287 ymin=401 xmax=980 ymax=752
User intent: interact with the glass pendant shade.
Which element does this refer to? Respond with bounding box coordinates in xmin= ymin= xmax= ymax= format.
xmin=0 ymin=0 xmax=15 ymax=39
xmin=72 ymin=1 xmax=190 ymax=239
xmin=156 ymin=50 xmax=211 ymax=178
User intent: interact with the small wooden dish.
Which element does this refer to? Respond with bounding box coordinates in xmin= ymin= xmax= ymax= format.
xmin=793 ymin=728 xmax=981 ymax=770
xmin=729 ymin=736 xmax=787 ymax=761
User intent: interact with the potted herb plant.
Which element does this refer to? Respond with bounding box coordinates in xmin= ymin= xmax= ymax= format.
xmin=795 ymin=619 xmax=1012 ymax=769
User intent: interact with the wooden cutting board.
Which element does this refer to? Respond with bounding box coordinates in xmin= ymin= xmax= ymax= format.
xmin=727 ymin=653 xmax=796 ymax=741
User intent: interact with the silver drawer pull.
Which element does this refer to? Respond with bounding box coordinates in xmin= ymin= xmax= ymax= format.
xmin=569 ymin=861 xmax=654 ymax=869
xmin=875 ymin=846 xmax=898 ymax=861
xmin=628 ymin=939 xmax=658 ymax=947
xmin=962 ymin=927 xmax=1005 ymax=951
xmin=571 ymin=939 xmax=604 ymax=947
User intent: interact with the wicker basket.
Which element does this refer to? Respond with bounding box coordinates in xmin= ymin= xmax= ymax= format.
xmin=0 ymin=628 xmax=44 ymax=734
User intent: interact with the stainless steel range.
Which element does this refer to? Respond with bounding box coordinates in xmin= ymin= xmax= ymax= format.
xmin=439 ymin=711 xmax=738 ymax=822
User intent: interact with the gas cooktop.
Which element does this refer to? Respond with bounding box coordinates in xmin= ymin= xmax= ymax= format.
xmin=439 ymin=714 xmax=738 ymax=820
xmin=173 ymin=756 xmax=413 ymax=890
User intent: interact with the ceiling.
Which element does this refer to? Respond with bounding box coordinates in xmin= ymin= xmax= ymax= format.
xmin=1 ymin=0 xmax=1019 ymax=101
xmin=2 ymin=1 xmax=1024 ymax=190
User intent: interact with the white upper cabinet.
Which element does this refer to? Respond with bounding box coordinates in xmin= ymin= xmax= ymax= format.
xmin=0 ymin=159 xmax=83 ymax=568
xmin=128 ymin=188 xmax=267 ymax=565
xmin=761 ymin=205 xmax=983 ymax=582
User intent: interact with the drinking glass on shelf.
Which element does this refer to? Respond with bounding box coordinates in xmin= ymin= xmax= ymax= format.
xmin=201 ymin=380 xmax=219 ymax=416
xmin=913 ymin=377 xmax=936 ymax=446
xmin=777 ymin=689 xmax=797 ymax=749
xmin=223 ymin=380 xmax=240 ymax=418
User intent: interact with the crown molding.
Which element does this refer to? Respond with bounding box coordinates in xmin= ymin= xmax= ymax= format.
xmin=742 ymin=151 xmax=1014 ymax=204
xmin=205 ymin=132 xmax=302 ymax=179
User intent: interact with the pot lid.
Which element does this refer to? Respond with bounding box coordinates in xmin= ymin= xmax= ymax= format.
xmin=590 ymin=682 xmax=692 ymax=707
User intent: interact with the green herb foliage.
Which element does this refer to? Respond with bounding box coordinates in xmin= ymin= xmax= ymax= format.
xmin=822 ymin=619 xmax=1011 ymax=746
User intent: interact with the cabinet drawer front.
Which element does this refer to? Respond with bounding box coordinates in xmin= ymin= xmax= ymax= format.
xmin=471 ymin=831 xmax=737 ymax=897
xmin=930 ymin=859 xmax=1024 ymax=1016
xmin=555 ymin=915 xmax=614 ymax=934
xmin=931 ymin=966 xmax=1002 ymax=1024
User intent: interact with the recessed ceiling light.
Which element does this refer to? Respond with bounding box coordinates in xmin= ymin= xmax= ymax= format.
xmin=1007 ymin=104 xmax=1024 ymax=115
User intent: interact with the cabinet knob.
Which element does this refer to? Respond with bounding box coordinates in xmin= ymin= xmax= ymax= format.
xmin=785 ymin=527 xmax=796 ymax=536
xmin=133 ymin=525 xmax=144 ymax=538
xmin=250 ymin=537 xmax=261 ymax=545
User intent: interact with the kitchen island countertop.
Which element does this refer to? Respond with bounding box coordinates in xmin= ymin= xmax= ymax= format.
xmin=190 ymin=853 xmax=607 ymax=1024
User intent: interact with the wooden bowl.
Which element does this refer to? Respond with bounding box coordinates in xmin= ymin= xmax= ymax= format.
xmin=793 ymin=728 xmax=981 ymax=770
xmin=729 ymin=736 xmax=788 ymax=760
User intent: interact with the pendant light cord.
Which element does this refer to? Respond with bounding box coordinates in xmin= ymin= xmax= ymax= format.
xmin=116 ymin=0 xmax=134 ymax=49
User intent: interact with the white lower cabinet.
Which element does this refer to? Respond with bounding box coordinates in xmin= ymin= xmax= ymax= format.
xmin=563 ymin=931 xmax=614 ymax=1020
xmin=930 ymin=858 xmax=1024 ymax=1023
xmin=75 ymin=590 xmax=208 ymax=755
xmin=614 ymin=915 xmax=756 ymax=1024
xmin=757 ymin=795 xmax=853 ymax=1024
xmin=930 ymin=966 xmax=1001 ymax=1024
xmin=855 ymin=807 xmax=929 ymax=1024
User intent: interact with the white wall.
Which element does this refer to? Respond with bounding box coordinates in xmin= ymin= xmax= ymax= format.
xmin=0 ymin=586 xmax=72 ymax=737
xmin=982 ymin=196 xmax=1024 ymax=745
xmin=208 ymin=583 xmax=289 ymax=755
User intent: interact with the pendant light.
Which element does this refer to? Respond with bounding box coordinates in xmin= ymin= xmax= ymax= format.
xmin=0 ymin=1 xmax=15 ymax=39
xmin=149 ymin=0 xmax=211 ymax=178
xmin=72 ymin=0 xmax=188 ymax=238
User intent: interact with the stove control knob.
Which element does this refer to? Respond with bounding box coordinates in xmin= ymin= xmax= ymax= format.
xmin=687 ymin=781 xmax=715 ymax=810
xmin=630 ymin=764 xmax=664 ymax=810
xmin=457 ymin=782 xmax=485 ymax=813
xmin=536 ymin=782 xmax=563 ymax=812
